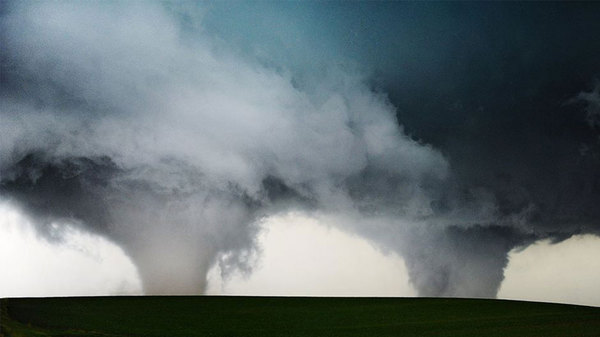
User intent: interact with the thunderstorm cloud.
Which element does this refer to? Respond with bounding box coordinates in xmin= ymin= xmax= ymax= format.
xmin=1 ymin=1 xmax=599 ymax=297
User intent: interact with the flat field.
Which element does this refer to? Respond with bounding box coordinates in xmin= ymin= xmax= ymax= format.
xmin=1 ymin=296 xmax=599 ymax=337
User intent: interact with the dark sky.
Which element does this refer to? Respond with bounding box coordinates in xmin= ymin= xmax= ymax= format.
xmin=200 ymin=1 xmax=600 ymax=230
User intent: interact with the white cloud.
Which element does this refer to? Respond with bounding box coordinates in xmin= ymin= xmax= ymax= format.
xmin=1 ymin=1 xmax=447 ymax=295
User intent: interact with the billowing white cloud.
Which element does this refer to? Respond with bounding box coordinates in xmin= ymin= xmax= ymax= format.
xmin=0 ymin=1 xmax=447 ymax=295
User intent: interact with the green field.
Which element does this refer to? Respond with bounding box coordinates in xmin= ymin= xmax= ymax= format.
xmin=1 ymin=296 xmax=599 ymax=337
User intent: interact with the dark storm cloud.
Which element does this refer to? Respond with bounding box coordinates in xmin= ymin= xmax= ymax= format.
xmin=1 ymin=1 xmax=599 ymax=297
xmin=219 ymin=1 xmax=600 ymax=296
xmin=0 ymin=1 xmax=447 ymax=294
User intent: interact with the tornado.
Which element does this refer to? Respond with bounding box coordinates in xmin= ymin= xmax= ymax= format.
xmin=1 ymin=1 xmax=599 ymax=297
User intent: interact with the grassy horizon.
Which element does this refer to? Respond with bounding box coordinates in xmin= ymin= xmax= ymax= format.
xmin=2 ymin=296 xmax=599 ymax=336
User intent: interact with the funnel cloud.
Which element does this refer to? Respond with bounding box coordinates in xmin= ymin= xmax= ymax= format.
xmin=1 ymin=1 xmax=599 ymax=297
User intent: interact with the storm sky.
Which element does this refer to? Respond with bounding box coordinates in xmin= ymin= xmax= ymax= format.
xmin=1 ymin=1 xmax=599 ymax=302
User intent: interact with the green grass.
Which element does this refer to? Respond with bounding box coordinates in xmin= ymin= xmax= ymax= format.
xmin=1 ymin=296 xmax=599 ymax=337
